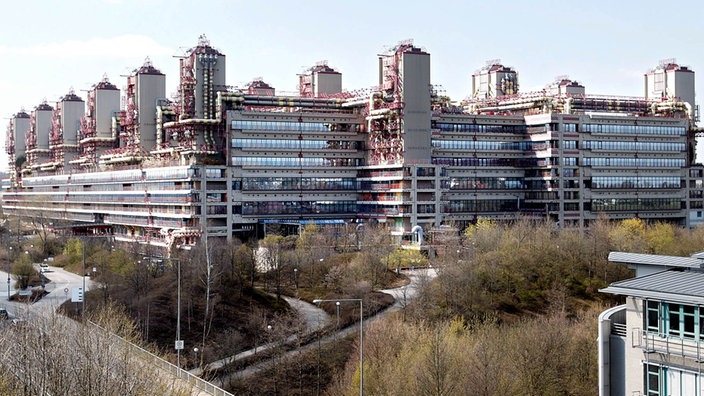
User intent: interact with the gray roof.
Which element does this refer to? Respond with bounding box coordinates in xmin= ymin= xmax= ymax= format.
xmin=608 ymin=252 xmax=704 ymax=269
xmin=601 ymin=270 xmax=704 ymax=305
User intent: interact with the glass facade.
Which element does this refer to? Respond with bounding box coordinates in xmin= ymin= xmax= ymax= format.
xmin=582 ymin=158 xmax=685 ymax=168
xmin=242 ymin=200 xmax=357 ymax=215
xmin=432 ymin=157 xmax=521 ymax=167
xmin=583 ymin=140 xmax=685 ymax=152
xmin=232 ymin=156 xmax=361 ymax=167
xmin=443 ymin=199 xmax=519 ymax=213
xmin=582 ymin=124 xmax=685 ymax=136
xmin=591 ymin=198 xmax=680 ymax=212
xmin=241 ymin=177 xmax=356 ymax=191
xmin=432 ymin=122 xmax=526 ymax=134
xmin=445 ymin=177 xmax=524 ymax=190
xmin=592 ymin=176 xmax=680 ymax=189
xmin=232 ymin=120 xmax=359 ymax=132
xmin=232 ymin=138 xmax=360 ymax=150
xmin=431 ymin=140 xmax=527 ymax=151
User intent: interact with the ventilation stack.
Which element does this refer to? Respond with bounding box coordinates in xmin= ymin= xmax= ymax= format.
xmin=368 ymin=40 xmax=430 ymax=166
xmin=471 ymin=60 xmax=519 ymax=100
xmin=645 ymin=59 xmax=696 ymax=118
xmin=102 ymin=58 xmax=165 ymax=166
xmin=25 ymin=101 xmax=54 ymax=174
xmin=5 ymin=110 xmax=30 ymax=185
xmin=298 ymin=61 xmax=342 ymax=98
xmin=74 ymin=76 xmax=120 ymax=168
xmin=165 ymin=35 xmax=226 ymax=159
xmin=546 ymin=76 xmax=585 ymax=97
xmin=46 ymin=89 xmax=84 ymax=171
xmin=246 ymin=78 xmax=275 ymax=96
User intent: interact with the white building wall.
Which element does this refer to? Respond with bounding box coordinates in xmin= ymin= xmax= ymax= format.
xmin=313 ymin=72 xmax=342 ymax=96
xmin=35 ymin=109 xmax=52 ymax=151
xmin=137 ymin=72 xmax=165 ymax=152
xmin=13 ymin=116 xmax=29 ymax=158
xmin=61 ymin=100 xmax=84 ymax=146
xmin=668 ymin=70 xmax=695 ymax=108
xmin=400 ymin=51 xmax=431 ymax=164
xmin=95 ymin=88 xmax=120 ymax=139
xmin=624 ymin=296 xmax=645 ymax=395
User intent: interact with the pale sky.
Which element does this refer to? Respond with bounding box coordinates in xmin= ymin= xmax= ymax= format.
xmin=2 ymin=0 xmax=704 ymax=170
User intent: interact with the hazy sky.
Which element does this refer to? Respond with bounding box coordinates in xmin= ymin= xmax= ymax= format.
xmin=2 ymin=0 xmax=703 ymax=169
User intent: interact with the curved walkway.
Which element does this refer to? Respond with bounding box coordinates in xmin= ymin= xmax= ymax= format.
xmin=203 ymin=267 xmax=437 ymax=384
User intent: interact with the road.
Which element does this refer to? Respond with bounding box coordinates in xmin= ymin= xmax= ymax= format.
xmin=0 ymin=264 xmax=225 ymax=396
xmin=0 ymin=264 xmax=90 ymax=318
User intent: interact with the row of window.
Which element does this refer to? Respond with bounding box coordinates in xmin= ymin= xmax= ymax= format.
xmin=443 ymin=199 xmax=519 ymax=213
xmin=446 ymin=177 xmax=524 ymax=190
xmin=22 ymin=168 xmax=196 ymax=187
xmin=146 ymin=167 xmax=197 ymax=180
xmin=646 ymin=301 xmax=704 ymax=340
xmin=591 ymin=176 xmax=681 ymax=189
xmin=645 ymin=364 xmax=699 ymax=396
xmin=232 ymin=138 xmax=361 ymax=150
xmin=242 ymin=200 xmax=357 ymax=215
xmin=433 ymin=157 xmax=520 ymax=167
xmin=431 ymin=140 xmax=528 ymax=151
xmin=583 ymin=158 xmax=685 ymax=168
xmin=232 ymin=156 xmax=362 ymax=167
xmin=240 ymin=177 xmax=356 ymax=191
xmin=582 ymin=140 xmax=685 ymax=152
xmin=582 ymin=124 xmax=686 ymax=136
xmin=432 ymin=122 xmax=527 ymax=134
xmin=232 ymin=120 xmax=360 ymax=133
xmin=591 ymin=198 xmax=681 ymax=212
xmin=358 ymin=181 xmax=409 ymax=190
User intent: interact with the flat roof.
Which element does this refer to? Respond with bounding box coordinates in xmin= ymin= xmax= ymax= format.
xmin=601 ymin=269 xmax=704 ymax=305
xmin=608 ymin=252 xmax=704 ymax=269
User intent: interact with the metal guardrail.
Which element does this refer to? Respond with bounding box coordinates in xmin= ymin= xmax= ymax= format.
xmin=88 ymin=321 xmax=233 ymax=396
xmin=632 ymin=327 xmax=704 ymax=361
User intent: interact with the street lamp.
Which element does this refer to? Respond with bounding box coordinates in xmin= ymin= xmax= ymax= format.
xmin=193 ymin=347 xmax=199 ymax=369
xmin=7 ymin=246 xmax=12 ymax=301
xmin=173 ymin=258 xmax=183 ymax=369
xmin=82 ymin=238 xmax=86 ymax=320
xmin=293 ymin=268 xmax=298 ymax=290
xmin=313 ymin=298 xmax=364 ymax=396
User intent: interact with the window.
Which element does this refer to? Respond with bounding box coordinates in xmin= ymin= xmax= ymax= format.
xmin=645 ymin=364 xmax=662 ymax=396
xmin=669 ymin=303 xmax=682 ymax=337
xmin=683 ymin=305 xmax=696 ymax=339
xmin=647 ymin=302 xmax=704 ymax=340
xmin=647 ymin=301 xmax=660 ymax=333
xmin=667 ymin=304 xmax=697 ymax=339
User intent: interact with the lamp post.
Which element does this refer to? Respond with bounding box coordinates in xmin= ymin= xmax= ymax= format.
xmin=82 ymin=238 xmax=86 ymax=320
xmin=313 ymin=298 xmax=364 ymax=396
xmin=174 ymin=258 xmax=182 ymax=369
xmin=293 ymin=268 xmax=298 ymax=290
xmin=7 ymin=246 xmax=12 ymax=301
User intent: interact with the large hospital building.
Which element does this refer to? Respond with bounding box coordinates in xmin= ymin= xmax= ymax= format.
xmin=2 ymin=36 xmax=702 ymax=252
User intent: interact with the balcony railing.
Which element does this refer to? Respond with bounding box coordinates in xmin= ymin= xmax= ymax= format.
xmin=633 ymin=328 xmax=704 ymax=361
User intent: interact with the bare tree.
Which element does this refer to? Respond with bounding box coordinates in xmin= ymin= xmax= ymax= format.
xmin=0 ymin=305 xmax=193 ymax=395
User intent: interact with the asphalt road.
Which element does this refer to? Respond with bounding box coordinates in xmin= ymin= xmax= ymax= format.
xmin=0 ymin=264 xmax=90 ymax=318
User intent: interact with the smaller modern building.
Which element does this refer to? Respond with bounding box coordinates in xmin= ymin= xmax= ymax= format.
xmin=599 ymin=251 xmax=704 ymax=396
